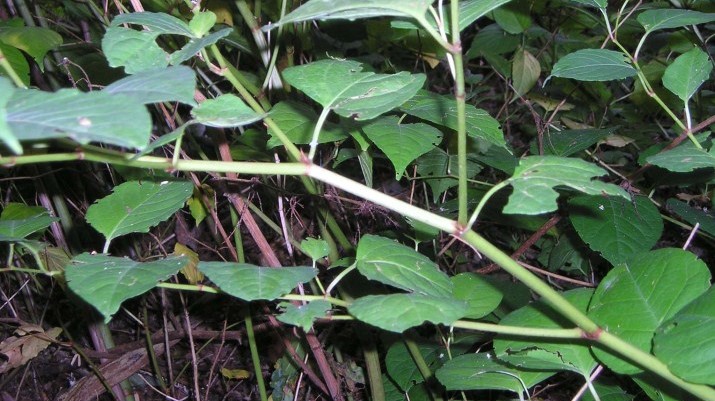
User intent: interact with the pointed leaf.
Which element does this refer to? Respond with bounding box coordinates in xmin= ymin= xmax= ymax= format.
xmin=0 ymin=42 xmax=29 ymax=86
xmin=512 ymin=48 xmax=541 ymax=96
xmin=363 ymin=116 xmax=442 ymax=179
xmin=111 ymin=12 xmax=195 ymax=37
xmin=570 ymin=0 xmax=606 ymax=8
xmin=416 ymin=148 xmax=482 ymax=202
xmin=0 ymin=77 xmax=20 ymax=154
xmin=666 ymin=199 xmax=715 ymax=237
xmin=569 ymin=195 xmax=663 ymax=265
xmin=503 ymin=156 xmax=629 ymax=215
xmin=300 ymin=238 xmax=330 ymax=261
xmin=493 ymin=1 xmax=531 ymax=34
xmin=451 ymin=273 xmax=503 ymax=319
xmin=102 ymin=27 xmax=168 ymax=74
xmin=549 ymin=49 xmax=636 ymax=82
xmin=192 ymin=94 xmax=264 ymax=127
xmin=662 ymin=47 xmax=712 ymax=102
xmin=198 ymin=262 xmax=317 ymax=301
xmin=534 ymin=128 xmax=615 ymax=156
xmin=654 ymin=287 xmax=715 ymax=385
xmin=189 ymin=11 xmax=217 ymax=38
xmin=86 ymin=180 xmax=193 ymax=244
xmin=637 ymin=9 xmax=715 ymax=33
xmin=266 ymin=101 xmax=348 ymax=148
xmin=400 ymin=90 xmax=505 ymax=148
xmin=588 ymin=248 xmax=711 ymax=374
xmin=0 ymin=26 xmax=62 ymax=68
xmin=348 ymin=294 xmax=467 ymax=333
xmin=105 ymin=66 xmax=197 ymax=105
xmin=282 ymin=59 xmax=424 ymax=120
xmin=169 ymin=28 xmax=232 ymax=65
xmin=386 ymin=341 xmax=444 ymax=391
xmin=646 ymin=143 xmax=715 ymax=172
xmin=0 ymin=203 xmax=58 ymax=241
xmin=356 ymin=234 xmax=453 ymax=297
xmin=65 ymin=253 xmax=186 ymax=322
xmin=277 ymin=300 xmax=331 ymax=331
xmin=456 ymin=0 xmax=515 ymax=31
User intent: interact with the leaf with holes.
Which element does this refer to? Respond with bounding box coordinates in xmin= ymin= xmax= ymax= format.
xmin=503 ymin=156 xmax=629 ymax=215
xmin=105 ymin=66 xmax=197 ymax=106
xmin=199 ymin=263 xmax=317 ymax=301
xmin=192 ymin=94 xmax=264 ymax=127
xmin=588 ymin=248 xmax=711 ymax=374
xmin=569 ymin=195 xmax=663 ymax=265
xmin=277 ymin=300 xmax=331 ymax=331
xmin=549 ymin=49 xmax=636 ymax=82
xmin=662 ymin=47 xmax=712 ymax=103
xmin=65 ymin=253 xmax=187 ymax=322
xmin=348 ymin=294 xmax=467 ymax=333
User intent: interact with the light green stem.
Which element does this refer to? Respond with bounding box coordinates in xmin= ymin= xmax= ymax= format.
xmin=449 ymin=0 xmax=468 ymax=225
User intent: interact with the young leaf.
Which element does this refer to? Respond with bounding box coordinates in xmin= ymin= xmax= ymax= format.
xmin=435 ymin=352 xmax=557 ymax=392
xmin=451 ymin=273 xmax=503 ymax=319
xmin=86 ymin=180 xmax=193 ymax=246
xmin=646 ymin=144 xmax=715 ymax=172
xmin=191 ymin=94 xmax=264 ymax=127
xmin=654 ymin=287 xmax=715 ymax=385
xmin=102 ymin=27 xmax=168 ymax=74
xmin=277 ymin=300 xmax=331 ymax=331
xmin=503 ymin=156 xmax=629 ymax=215
xmin=198 ymin=262 xmax=317 ymax=301
xmin=569 ymin=195 xmax=663 ymax=265
xmin=400 ymin=90 xmax=506 ymax=148
xmin=637 ymin=9 xmax=715 ymax=33
xmin=548 ymin=49 xmax=636 ymax=82
xmin=282 ymin=59 xmax=424 ymax=120
xmin=0 ymin=203 xmax=58 ymax=241
xmin=512 ymin=48 xmax=541 ymax=97
xmin=300 ymin=238 xmax=330 ymax=261
xmin=363 ymin=116 xmax=442 ymax=179
xmin=104 ymin=66 xmax=197 ymax=106
xmin=266 ymin=101 xmax=348 ymax=148
xmin=356 ymin=234 xmax=453 ymax=298
xmin=348 ymin=294 xmax=467 ymax=333
xmin=189 ymin=11 xmax=217 ymax=38
xmin=110 ymin=11 xmax=195 ymax=37
xmin=0 ymin=77 xmax=20 ymax=154
xmin=588 ymin=248 xmax=711 ymax=374
xmin=662 ymin=47 xmax=712 ymax=103
xmin=65 ymin=253 xmax=187 ymax=322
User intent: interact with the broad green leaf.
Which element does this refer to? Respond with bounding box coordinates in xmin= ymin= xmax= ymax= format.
xmin=0 ymin=77 xmax=20 ymax=154
xmin=588 ymin=248 xmax=711 ymax=374
xmin=105 ymin=66 xmax=197 ymax=106
xmin=533 ymin=128 xmax=615 ymax=156
xmin=435 ymin=352 xmax=556 ymax=392
xmin=0 ymin=42 xmax=29 ymax=86
xmin=65 ymin=253 xmax=186 ymax=322
xmin=137 ymin=124 xmax=187 ymax=157
xmin=277 ymin=300 xmax=331 ymax=331
xmin=348 ymin=294 xmax=467 ymax=333
xmin=266 ymin=101 xmax=348 ymax=148
xmin=662 ymin=47 xmax=712 ymax=102
xmin=0 ymin=26 xmax=62 ymax=69
xmin=189 ymin=11 xmax=216 ymax=37
xmin=637 ymin=9 xmax=715 ymax=33
xmin=494 ymin=289 xmax=597 ymax=376
xmin=6 ymin=89 xmax=152 ymax=149
xmin=168 ymin=28 xmax=232 ymax=65
xmin=283 ymin=60 xmax=424 ymax=121
xmin=264 ymin=0 xmax=433 ymax=30
xmin=102 ymin=27 xmax=168 ymax=74
xmin=111 ymin=12 xmax=195 ymax=37
xmin=86 ymin=181 xmax=193 ymax=245
xmin=549 ymin=49 xmax=636 ymax=82
xmin=646 ymin=144 xmax=715 ymax=172
xmin=191 ymin=94 xmax=264 ymax=127
xmin=633 ymin=374 xmax=690 ymax=401
xmin=300 ymin=238 xmax=330 ymax=261
xmin=199 ymin=262 xmax=317 ymax=301
xmin=0 ymin=203 xmax=58 ymax=241
xmin=569 ymin=195 xmax=663 ymax=265
xmin=363 ymin=116 xmax=442 ymax=179
xmin=654 ymin=287 xmax=715 ymax=385
xmin=416 ymin=148 xmax=482 ymax=202
xmin=356 ymin=234 xmax=453 ymax=298
xmin=570 ymin=0 xmax=606 ymax=8
xmin=666 ymin=199 xmax=715 ymax=237
xmin=455 ymin=0 xmax=514 ymax=32
xmin=466 ymin=24 xmax=520 ymax=59
xmin=503 ymin=156 xmax=629 ymax=215
xmin=512 ymin=48 xmax=540 ymax=97
xmin=493 ymin=1 xmax=531 ymax=34
xmin=582 ymin=381 xmax=633 ymax=401
xmin=386 ymin=341 xmax=444 ymax=391
xmin=400 ymin=90 xmax=506 ymax=148
xmin=451 ymin=273 xmax=503 ymax=319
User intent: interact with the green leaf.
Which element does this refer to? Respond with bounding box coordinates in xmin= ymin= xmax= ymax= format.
xmin=588 ymin=248 xmax=711 ymax=374
xmin=581 ymin=381 xmax=633 ymax=401
xmin=417 ymin=148 xmax=482 ymax=202
xmin=435 ymin=352 xmax=556 ymax=392
xmin=0 ymin=203 xmax=58 ymax=241
xmin=102 ymin=27 xmax=168 ymax=74
xmin=637 ymin=9 xmax=715 ymax=33
xmin=191 ymin=94 xmax=264 ymax=127
xmin=666 ymin=199 xmax=715 ymax=237
xmin=85 ymin=180 xmax=193 ymax=245
xmin=385 ymin=341 xmax=443 ymax=391
xmin=493 ymin=1 xmax=531 ymax=34
xmin=569 ymin=0 xmax=606 ymax=8
xmin=356 ymin=234 xmax=453 ymax=298
xmin=400 ymin=90 xmax=505 ymax=148
xmin=111 ymin=12 xmax=195 ymax=37
xmin=533 ymin=128 xmax=615 ymax=156
xmin=348 ymin=294 xmax=467 ymax=333
xmin=65 ymin=253 xmax=186 ymax=322
xmin=654 ymin=287 xmax=715 ymax=385
xmin=266 ymin=101 xmax=348 ymax=148
xmin=549 ymin=49 xmax=636 ymax=82
xmin=569 ymin=195 xmax=663 ymax=265
xmin=277 ymin=300 xmax=331 ymax=331
xmin=512 ymin=48 xmax=541 ymax=97
xmin=301 ymin=238 xmax=330 ymax=261
xmin=189 ymin=11 xmax=216 ymax=38
xmin=198 ymin=262 xmax=317 ymax=301
xmin=6 ymin=89 xmax=152 ymax=149
xmin=363 ymin=116 xmax=442 ymax=179
xmin=104 ymin=66 xmax=197 ymax=105
xmin=0 ymin=42 xmax=29 ymax=86
xmin=455 ymin=0 xmax=514 ymax=32
xmin=466 ymin=24 xmax=520 ymax=58
xmin=494 ymin=288 xmax=597 ymax=376
xmin=282 ymin=59 xmax=424 ymax=120
xmin=503 ymin=156 xmax=629 ymax=215
xmin=168 ymin=28 xmax=232 ymax=65
xmin=451 ymin=273 xmax=503 ymax=319
xmin=0 ymin=26 xmax=62 ymax=69
xmin=0 ymin=77 xmax=20 ymax=154
xmin=662 ymin=47 xmax=712 ymax=103
xmin=646 ymin=143 xmax=715 ymax=172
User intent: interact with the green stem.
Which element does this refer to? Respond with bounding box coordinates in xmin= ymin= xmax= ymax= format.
xmin=279 ymin=294 xmax=349 ymax=308
xmin=466 ymin=181 xmax=509 ymax=229
xmin=404 ymin=337 xmax=444 ymax=401
xmin=243 ymin=305 xmax=268 ymax=401
xmin=452 ymin=321 xmax=583 ymax=338
xmin=448 ymin=0 xmax=468 ymax=225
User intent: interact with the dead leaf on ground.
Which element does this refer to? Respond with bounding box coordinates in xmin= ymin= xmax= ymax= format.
xmin=0 ymin=323 xmax=62 ymax=373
